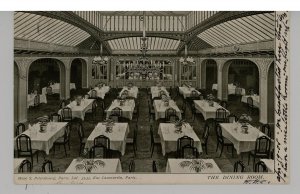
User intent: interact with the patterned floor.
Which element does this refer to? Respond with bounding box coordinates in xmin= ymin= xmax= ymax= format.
xmin=20 ymin=88 xmax=267 ymax=173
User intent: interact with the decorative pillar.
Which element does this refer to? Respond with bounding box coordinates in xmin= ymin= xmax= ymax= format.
xmin=14 ymin=58 xmax=35 ymax=123
xmin=216 ymin=59 xmax=227 ymax=100
xmin=59 ymin=58 xmax=71 ymax=99
xmin=252 ymin=58 xmax=274 ymax=124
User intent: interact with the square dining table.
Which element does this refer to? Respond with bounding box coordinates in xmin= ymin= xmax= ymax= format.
xmin=219 ymin=123 xmax=273 ymax=155
xmin=65 ymin=158 xmax=122 ymax=173
xmin=151 ymin=86 xmax=169 ymax=98
xmin=166 ymin=159 xmax=222 ymax=173
xmin=194 ymin=100 xmax=230 ymax=120
xmin=85 ymin=122 xmax=130 ymax=155
xmin=120 ymin=86 xmax=139 ymax=98
xmin=58 ymin=99 xmax=95 ymax=120
xmin=179 ymin=87 xmax=201 ymax=99
xmin=16 ymin=122 xmax=68 ymax=155
xmin=88 ymin=86 xmax=110 ymax=99
xmin=153 ymin=100 xmax=181 ymax=120
xmin=106 ymin=99 xmax=135 ymax=120
xmin=158 ymin=123 xmax=202 ymax=156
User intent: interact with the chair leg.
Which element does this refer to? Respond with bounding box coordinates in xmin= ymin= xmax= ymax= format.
xmin=63 ymin=144 xmax=67 ymax=157
xmin=253 ymin=156 xmax=256 ymax=170
xmin=151 ymin=145 xmax=154 ymax=158
xmin=219 ymin=145 xmax=224 ymax=157
xmin=216 ymin=142 xmax=219 ymax=152
xmin=205 ymin=145 xmax=208 ymax=155
xmin=231 ymin=146 xmax=234 ymax=158
xmin=31 ymin=155 xmax=34 ymax=166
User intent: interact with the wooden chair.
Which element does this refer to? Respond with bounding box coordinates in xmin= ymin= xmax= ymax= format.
xmin=180 ymin=145 xmax=199 ymax=159
xmin=129 ymin=160 xmax=135 ymax=172
xmin=89 ymin=144 xmax=107 ymax=158
xmin=150 ymin=125 xmax=160 ymax=157
xmin=18 ymin=159 xmax=32 ymax=173
xmin=152 ymin=161 xmax=158 ymax=172
xmin=177 ymin=136 xmax=194 ymax=158
xmin=148 ymin=99 xmax=155 ymax=122
xmin=254 ymin=161 xmax=268 ymax=172
xmin=15 ymin=123 xmax=26 ymax=137
xmin=201 ymin=124 xmax=210 ymax=155
xmin=247 ymin=97 xmax=254 ymax=115
xmin=53 ymin=124 xmax=71 ymax=157
xmin=126 ymin=123 xmax=138 ymax=157
xmin=216 ymin=124 xmax=234 ymax=157
xmin=42 ymin=160 xmax=54 ymax=173
xmin=233 ymin=160 xmax=246 ymax=172
xmin=16 ymin=134 xmax=39 ymax=165
xmin=215 ymin=108 xmax=228 ymax=123
xmin=61 ymin=107 xmax=72 ymax=122
xmin=90 ymin=89 xmax=98 ymax=99
xmin=261 ymin=124 xmax=272 ymax=137
xmin=165 ymin=107 xmax=177 ymax=122
xmin=77 ymin=122 xmax=87 ymax=156
xmin=248 ymin=136 xmax=271 ymax=168
xmin=94 ymin=135 xmax=110 ymax=149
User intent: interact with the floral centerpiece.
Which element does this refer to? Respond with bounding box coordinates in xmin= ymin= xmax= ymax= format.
xmin=161 ymin=95 xmax=171 ymax=106
xmin=75 ymin=95 xmax=83 ymax=106
xmin=206 ymin=94 xmax=215 ymax=107
xmin=103 ymin=119 xmax=115 ymax=133
xmin=75 ymin=158 xmax=105 ymax=173
xmin=172 ymin=119 xmax=186 ymax=133
xmin=117 ymin=95 xmax=126 ymax=106
xmin=179 ymin=159 xmax=213 ymax=173
xmin=238 ymin=114 xmax=252 ymax=133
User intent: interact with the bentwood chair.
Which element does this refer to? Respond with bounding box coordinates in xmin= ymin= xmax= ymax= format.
xmin=150 ymin=125 xmax=161 ymax=157
xmin=33 ymin=94 xmax=40 ymax=107
xmin=254 ymin=161 xmax=268 ymax=172
xmin=233 ymin=160 xmax=246 ymax=172
xmin=215 ymin=108 xmax=228 ymax=123
xmin=180 ymin=145 xmax=199 ymax=159
xmin=18 ymin=159 xmax=32 ymax=173
xmin=90 ymin=89 xmax=98 ymax=99
xmin=89 ymin=145 xmax=108 ymax=159
xmin=152 ymin=161 xmax=158 ymax=172
xmin=126 ymin=123 xmax=138 ymax=157
xmin=53 ymin=124 xmax=71 ymax=157
xmin=77 ymin=122 xmax=87 ymax=156
xmin=15 ymin=123 xmax=26 ymax=137
xmin=129 ymin=160 xmax=135 ymax=172
xmin=261 ymin=124 xmax=272 ymax=137
xmin=61 ymin=107 xmax=72 ymax=122
xmin=247 ymin=97 xmax=254 ymax=115
xmin=94 ymin=135 xmax=110 ymax=149
xmin=177 ymin=136 xmax=194 ymax=158
xmin=16 ymin=134 xmax=39 ymax=165
xmin=215 ymin=124 xmax=234 ymax=157
xmin=165 ymin=107 xmax=177 ymax=122
xmin=42 ymin=160 xmax=54 ymax=173
xmin=148 ymin=99 xmax=155 ymax=122
xmin=201 ymin=124 xmax=210 ymax=155
xmin=248 ymin=136 xmax=271 ymax=168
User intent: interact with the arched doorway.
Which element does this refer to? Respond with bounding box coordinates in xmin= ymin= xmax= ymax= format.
xmin=267 ymin=62 xmax=275 ymax=123
xmin=221 ymin=59 xmax=259 ymax=100
xmin=70 ymin=58 xmax=87 ymax=89
xmin=201 ymin=59 xmax=218 ymax=91
xmin=14 ymin=62 xmax=19 ymax=124
xmin=28 ymin=58 xmax=66 ymax=98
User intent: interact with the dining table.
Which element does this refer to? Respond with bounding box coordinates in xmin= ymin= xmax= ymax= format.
xmin=194 ymin=100 xmax=230 ymax=120
xmin=120 ymin=86 xmax=139 ymax=98
xmin=58 ymin=99 xmax=95 ymax=120
xmin=151 ymin=86 xmax=169 ymax=98
xmin=212 ymin=83 xmax=246 ymax=95
xmin=179 ymin=87 xmax=201 ymax=99
xmin=153 ymin=100 xmax=182 ymax=120
xmin=88 ymin=86 xmax=110 ymax=99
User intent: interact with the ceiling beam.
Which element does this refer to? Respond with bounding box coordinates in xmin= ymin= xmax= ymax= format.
xmin=102 ymin=31 xmax=184 ymax=41
xmin=177 ymin=11 xmax=274 ymax=54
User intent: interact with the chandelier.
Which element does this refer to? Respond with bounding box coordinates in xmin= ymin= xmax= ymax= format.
xmin=179 ymin=44 xmax=194 ymax=66
xmin=92 ymin=43 xmax=109 ymax=65
xmin=140 ymin=12 xmax=149 ymax=59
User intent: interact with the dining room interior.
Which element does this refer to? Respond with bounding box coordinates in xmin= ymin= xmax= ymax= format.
xmin=14 ymin=11 xmax=275 ymax=174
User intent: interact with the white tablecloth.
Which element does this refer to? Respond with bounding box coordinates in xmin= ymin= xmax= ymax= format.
xmin=158 ymin=123 xmax=202 ymax=156
xmin=42 ymin=83 xmax=76 ymax=94
xmin=58 ymin=99 xmax=95 ymax=120
xmin=166 ymin=159 xmax=221 ymax=173
xmin=153 ymin=100 xmax=181 ymax=120
xmin=260 ymin=159 xmax=274 ymax=173
xmin=16 ymin=122 xmax=68 ymax=155
xmin=179 ymin=87 xmax=201 ymax=99
xmin=85 ymin=123 xmax=129 ymax=155
xmin=241 ymin=95 xmax=260 ymax=108
xmin=88 ymin=86 xmax=110 ymax=99
xmin=106 ymin=100 xmax=135 ymax=120
xmin=151 ymin=86 xmax=169 ymax=99
xmin=219 ymin=123 xmax=268 ymax=155
xmin=194 ymin=100 xmax=230 ymax=120
xmin=14 ymin=158 xmax=26 ymax=173
xmin=65 ymin=159 xmax=122 ymax=173
xmin=27 ymin=94 xmax=47 ymax=108
xmin=212 ymin=84 xmax=246 ymax=95
xmin=120 ymin=86 xmax=139 ymax=98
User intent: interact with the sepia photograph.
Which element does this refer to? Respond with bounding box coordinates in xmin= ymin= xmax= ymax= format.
xmin=12 ymin=11 xmax=289 ymax=184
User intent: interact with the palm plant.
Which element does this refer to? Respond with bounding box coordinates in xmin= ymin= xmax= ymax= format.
xmin=75 ymin=158 xmax=105 ymax=173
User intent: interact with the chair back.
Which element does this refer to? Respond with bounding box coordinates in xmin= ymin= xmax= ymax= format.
xmin=91 ymin=89 xmax=98 ymax=98
xmin=63 ymin=125 xmax=71 ymax=142
xmin=18 ymin=159 xmax=32 ymax=173
xmin=16 ymin=134 xmax=32 ymax=154
xmin=152 ymin=161 xmax=158 ymax=172
xmin=181 ymin=145 xmax=198 ymax=159
xmin=42 ymin=160 xmax=53 ymax=173
xmin=261 ymin=124 xmax=271 ymax=137
xmin=92 ymin=100 xmax=98 ymax=112
xmin=216 ymin=124 xmax=224 ymax=144
xmin=254 ymin=161 xmax=268 ymax=172
xmin=227 ymin=114 xmax=238 ymax=123
xmin=247 ymin=97 xmax=253 ymax=107
xmin=34 ymin=94 xmax=40 ymax=106
xmin=50 ymin=113 xmax=61 ymax=122
xmin=94 ymin=135 xmax=110 ymax=149
xmin=129 ymin=160 xmax=135 ymax=172
xmin=61 ymin=107 xmax=72 ymax=121
xmin=202 ymin=124 xmax=210 ymax=144
xmin=165 ymin=107 xmax=177 ymax=121
xmin=46 ymin=86 xmax=52 ymax=95
xmin=77 ymin=122 xmax=85 ymax=143
xmin=111 ymin=107 xmax=122 ymax=117
xmin=177 ymin=136 xmax=194 ymax=156
xmin=233 ymin=160 xmax=246 ymax=172
xmin=215 ymin=108 xmax=227 ymax=122
xmin=16 ymin=123 xmax=26 ymax=136
xmin=254 ymin=136 xmax=271 ymax=156
xmin=90 ymin=145 xmax=107 ymax=158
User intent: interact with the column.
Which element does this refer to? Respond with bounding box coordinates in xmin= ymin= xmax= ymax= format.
xmin=59 ymin=58 xmax=71 ymax=100
xmin=216 ymin=59 xmax=227 ymax=100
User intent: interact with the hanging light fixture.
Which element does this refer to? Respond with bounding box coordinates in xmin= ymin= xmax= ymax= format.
xmin=140 ymin=11 xmax=149 ymax=58
xmin=92 ymin=43 xmax=109 ymax=65
xmin=179 ymin=44 xmax=194 ymax=66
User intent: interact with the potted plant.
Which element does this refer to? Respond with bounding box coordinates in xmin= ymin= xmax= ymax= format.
xmin=207 ymin=94 xmax=215 ymax=106
xmin=75 ymin=158 xmax=105 ymax=173
xmin=161 ymin=95 xmax=170 ymax=106
xmin=238 ymin=114 xmax=252 ymax=133
xmin=173 ymin=119 xmax=186 ymax=133
xmin=103 ymin=119 xmax=115 ymax=133
xmin=76 ymin=96 xmax=82 ymax=106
